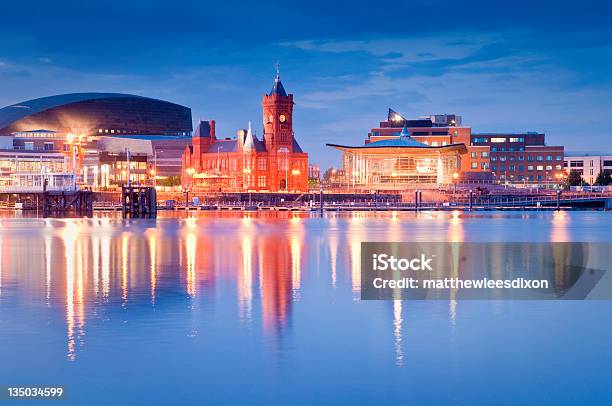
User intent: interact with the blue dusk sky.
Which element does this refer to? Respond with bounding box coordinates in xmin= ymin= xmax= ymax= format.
xmin=0 ymin=0 xmax=611 ymax=168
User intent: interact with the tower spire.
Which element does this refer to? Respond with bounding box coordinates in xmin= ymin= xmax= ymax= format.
xmin=269 ymin=63 xmax=288 ymax=96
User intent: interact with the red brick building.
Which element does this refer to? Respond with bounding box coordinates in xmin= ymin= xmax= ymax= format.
xmin=366 ymin=109 xmax=564 ymax=185
xmin=182 ymin=73 xmax=308 ymax=192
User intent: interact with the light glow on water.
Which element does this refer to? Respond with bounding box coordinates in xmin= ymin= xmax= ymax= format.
xmin=1 ymin=211 xmax=612 ymax=404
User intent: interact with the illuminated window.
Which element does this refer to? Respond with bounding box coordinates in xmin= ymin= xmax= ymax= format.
xmin=257 ymin=158 xmax=266 ymax=170
xmin=257 ymin=176 xmax=266 ymax=188
xmin=490 ymin=137 xmax=506 ymax=143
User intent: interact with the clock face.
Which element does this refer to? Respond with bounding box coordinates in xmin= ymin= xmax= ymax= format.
xmin=279 ymin=114 xmax=286 ymax=123
xmin=268 ymin=114 xmax=273 ymax=123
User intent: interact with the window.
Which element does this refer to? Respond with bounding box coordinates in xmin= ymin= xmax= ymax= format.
xmin=546 ymin=155 xmax=553 ymax=161
xmin=257 ymin=158 xmax=266 ymax=170
xmin=491 ymin=147 xmax=498 ymax=152
xmin=481 ymin=151 xmax=489 ymax=158
xmin=537 ymin=165 xmax=544 ymax=171
xmin=555 ymin=165 xmax=562 ymax=170
xmin=518 ymin=165 xmax=524 ymax=171
xmin=278 ymin=158 xmax=289 ymax=171
xmin=537 ymin=156 xmax=543 ymax=161
xmin=518 ymin=155 xmax=525 ymax=161
xmin=570 ymin=161 xmax=583 ymax=167
xmin=491 ymin=137 xmax=506 ymax=143
xmin=556 ymin=156 xmax=562 ymax=161
xmin=471 ymin=162 xmax=478 ymax=169
xmin=546 ymin=165 xmax=552 ymax=171
xmin=473 ymin=137 xmax=488 ymax=143
xmin=471 ymin=152 xmax=477 ymax=159
xmin=528 ymin=156 xmax=534 ymax=162
xmin=257 ymin=176 xmax=266 ymax=188
xmin=509 ymin=165 xmax=515 ymax=171
xmin=500 ymin=156 xmax=506 ymax=162
xmin=491 ymin=156 xmax=497 ymax=162
xmin=603 ymin=160 xmax=612 ymax=167
xmin=44 ymin=142 xmax=54 ymax=151
xmin=481 ymin=162 xmax=488 ymax=170
xmin=492 ymin=166 xmax=497 ymax=171
xmin=509 ymin=137 xmax=524 ymax=142
xmin=500 ymin=165 xmax=506 ymax=171
xmin=509 ymin=156 xmax=515 ymax=161
xmin=528 ymin=165 xmax=534 ymax=171
xmin=24 ymin=142 xmax=34 ymax=150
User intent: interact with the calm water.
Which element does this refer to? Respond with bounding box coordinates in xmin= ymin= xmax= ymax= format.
xmin=0 ymin=210 xmax=611 ymax=405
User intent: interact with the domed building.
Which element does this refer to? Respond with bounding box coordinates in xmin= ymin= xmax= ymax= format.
xmin=0 ymin=93 xmax=192 ymax=136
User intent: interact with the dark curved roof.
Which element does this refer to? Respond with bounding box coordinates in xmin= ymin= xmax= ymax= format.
xmin=0 ymin=93 xmax=192 ymax=135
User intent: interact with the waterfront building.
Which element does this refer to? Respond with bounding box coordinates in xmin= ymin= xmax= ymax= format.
xmin=563 ymin=154 xmax=612 ymax=184
xmin=82 ymin=135 xmax=190 ymax=187
xmin=182 ymin=72 xmax=309 ymax=192
xmin=0 ymin=93 xmax=192 ymax=136
xmin=339 ymin=109 xmax=565 ymax=187
xmin=327 ymin=123 xmax=467 ymax=189
xmin=470 ymin=133 xmax=564 ymax=184
xmin=0 ymin=94 xmax=194 ymax=188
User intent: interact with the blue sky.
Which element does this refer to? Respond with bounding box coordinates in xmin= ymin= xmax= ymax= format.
xmin=1 ymin=0 xmax=611 ymax=168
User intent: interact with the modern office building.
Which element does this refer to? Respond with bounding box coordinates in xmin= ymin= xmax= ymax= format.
xmin=0 ymin=134 xmax=73 ymax=190
xmin=563 ymin=154 xmax=612 ymax=184
xmin=182 ymin=72 xmax=309 ymax=192
xmin=0 ymin=93 xmax=192 ymax=136
xmin=346 ymin=109 xmax=565 ymax=186
xmin=82 ymin=135 xmax=191 ymax=187
xmin=470 ymin=133 xmax=564 ymax=184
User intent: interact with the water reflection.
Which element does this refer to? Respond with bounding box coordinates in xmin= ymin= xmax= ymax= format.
xmin=0 ymin=209 xmax=589 ymax=365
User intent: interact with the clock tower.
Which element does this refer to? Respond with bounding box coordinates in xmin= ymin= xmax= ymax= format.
xmin=262 ymin=67 xmax=297 ymax=191
xmin=263 ymin=68 xmax=294 ymax=151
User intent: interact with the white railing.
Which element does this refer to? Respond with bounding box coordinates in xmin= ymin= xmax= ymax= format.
xmin=0 ymin=185 xmax=77 ymax=193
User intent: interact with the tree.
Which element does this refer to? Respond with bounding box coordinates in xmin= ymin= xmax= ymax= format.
xmin=322 ymin=168 xmax=336 ymax=182
xmin=567 ymin=170 xmax=585 ymax=187
xmin=159 ymin=175 xmax=182 ymax=187
xmin=593 ymin=171 xmax=611 ymax=186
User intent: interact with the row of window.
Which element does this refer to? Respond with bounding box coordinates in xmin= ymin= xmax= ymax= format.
xmin=491 ymin=165 xmax=562 ymax=172
xmin=492 ymin=155 xmax=562 ymax=162
xmin=470 ymin=151 xmax=489 ymax=158
xmin=567 ymin=160 xmax=612 ymax=167
xmin=490 ymin=147 xmax=524 ymax=152
xmin=473 ymin=137 xmax=525 ymax=143
xmin=501 ymin=175 xmax=548 ymax=181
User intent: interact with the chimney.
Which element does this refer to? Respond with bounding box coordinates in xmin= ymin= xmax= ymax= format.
xmin=210 ymin=120 xmax=216 ymax=140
